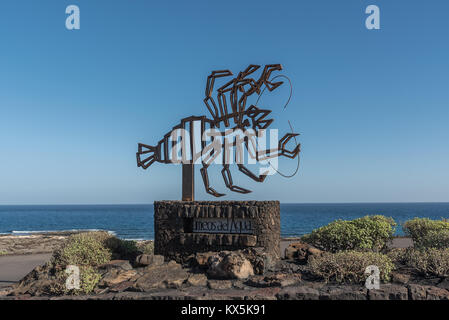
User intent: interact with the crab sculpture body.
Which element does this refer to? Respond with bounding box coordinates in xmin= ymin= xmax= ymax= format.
xmin=137 ymin=64 xmax=301 ymax=197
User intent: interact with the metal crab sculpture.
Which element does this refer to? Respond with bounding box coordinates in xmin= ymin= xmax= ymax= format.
xmin=136 ymin=64 xmax=301 ymax=199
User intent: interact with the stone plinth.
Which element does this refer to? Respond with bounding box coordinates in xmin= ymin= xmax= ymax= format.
xmin=154 ymin=201 xmax=280 ymax=263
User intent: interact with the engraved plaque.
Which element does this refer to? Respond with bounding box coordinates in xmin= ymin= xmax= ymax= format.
xmin=192 ymin=218 xmax=254 ymax=234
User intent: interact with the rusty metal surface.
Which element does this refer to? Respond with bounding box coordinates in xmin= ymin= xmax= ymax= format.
xmin=182 ymin=164 xmax=194 ymax=201
xmin=136 ymin=64 xmax=301 ymax=199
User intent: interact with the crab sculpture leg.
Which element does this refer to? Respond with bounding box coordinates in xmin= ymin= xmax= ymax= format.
xmin=234 ymin=132 xmax=269 ymax=183
xmin=219 ymin=133 xmax=269 ymax=194
xmin=204 ymin=70 xmax=233 ymax=127
xmin=200 ymin=164 xmax=225 ymax=197
xmin=246 ymin=132 xmax=301 ymax=162
xmin=256 ymin=64 xmax=284 ymax=91
xmin=220 ymin=142 xmax=251 ymax=194
xmin=199 ymin=130 xmax=225 ymax=197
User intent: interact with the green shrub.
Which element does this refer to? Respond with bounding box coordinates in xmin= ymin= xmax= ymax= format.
xmin=17 ymin=232 xmax=153 ymax=296
xmin=91 ymin=234 xmax=144 ymax=260
xmin=52 ymin=232 xmax=112 ymax=267
xmin=113 ymin=239 xmax=141 ymax=260
xmin=76 ymin=266 xmax=102 ymax=295
xmin=49 ymin=232 xmax=119 ymax=295
xmin=301 ymin=215 xmax=396 ymax=252
xmin=48 ymin=232 xmax=153 ymax=295
xmin=49 ymin=265 xmax=102 ymax=295
xmin=404 ymin=248 xmax=449 ymax=277
xmin=308 ymin=251 xmax=394 ymax=284
xmin=137 ymin=240 xmax=154 ymax=255
xmin=386 ymin=248 xmax=408 ymax=265
xmin=52 ymin=231 xmax=147 ymax=266
xmin=403 ymin=218 xmax=449 ymax=249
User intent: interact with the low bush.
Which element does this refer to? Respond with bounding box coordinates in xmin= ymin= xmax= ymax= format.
xmin=15 ymin=232 xmax=155 ymax=296
xmin=50 ymin=231 xmax=146 ymax=294
xmin=137 ymin=240 xmax=154 ymax=255
xmin=52 ymin=232 xmax=112 ymax=267
xmin=112 ymin=239 xmax=141 ymax=260
xmin=48 ymin=265 xmax=102 ymax=295
xmin=403 ymin=248 xmax=449 ymax=277
xmin=403 ymin=218 xmax=449 ymax=249
xmin=308 ymin=251 xmax=394 ymax=284
xmin=386 ymin=248 xmax=408 ymax=265
xmin=53 ymin=231 xmax=148 ymax=266
xmin=76 ymin=266 xmax=102 ymax=295
xmin=301 ymin=215 xmax=396 ymax=252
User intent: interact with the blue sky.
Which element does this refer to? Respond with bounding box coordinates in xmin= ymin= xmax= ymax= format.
xmin=0 ymin=0 xmax=448 ymax=204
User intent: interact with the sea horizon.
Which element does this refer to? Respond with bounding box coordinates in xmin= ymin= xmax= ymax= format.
xmin=1 ymin=201 xmax=449 ymax=206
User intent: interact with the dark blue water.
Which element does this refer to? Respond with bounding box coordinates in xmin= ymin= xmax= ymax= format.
xmin=1 ymin=203 xmax=449 ymax=240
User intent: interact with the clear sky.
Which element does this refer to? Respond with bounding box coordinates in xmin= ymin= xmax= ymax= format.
xmin=0 ymin=0 xmax=448 ymax=204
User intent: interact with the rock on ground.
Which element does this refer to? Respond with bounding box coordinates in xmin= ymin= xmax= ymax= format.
xmin=135 ymin=254 xmax=164 ymax=267
xmin=133 ymin=261 xmax=190 ymax=291
xmin=207 ymin=251 xmax=254 ymax=280
xmin=284 ymin=242 xmax=322 ymax=264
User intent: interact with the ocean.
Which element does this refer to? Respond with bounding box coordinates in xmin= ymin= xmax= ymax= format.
xmin=1 ymin=203 xmax=449 ymax=240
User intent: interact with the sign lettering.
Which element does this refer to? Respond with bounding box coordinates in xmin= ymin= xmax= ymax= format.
xmin=192 ymin=218 xmax=254 ymax=234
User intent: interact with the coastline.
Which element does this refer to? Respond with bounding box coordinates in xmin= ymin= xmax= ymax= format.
xmin=0 ymin=231 xmax=145 ymax=256
xmin=1 ymin=232 xmax=413 ymax=257
xmin=0 ymin=233 xmax=70 ymax=256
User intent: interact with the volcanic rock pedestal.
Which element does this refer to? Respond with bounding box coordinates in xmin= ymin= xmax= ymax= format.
xmin=154 ymin=201 xmax=280 ymax=264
